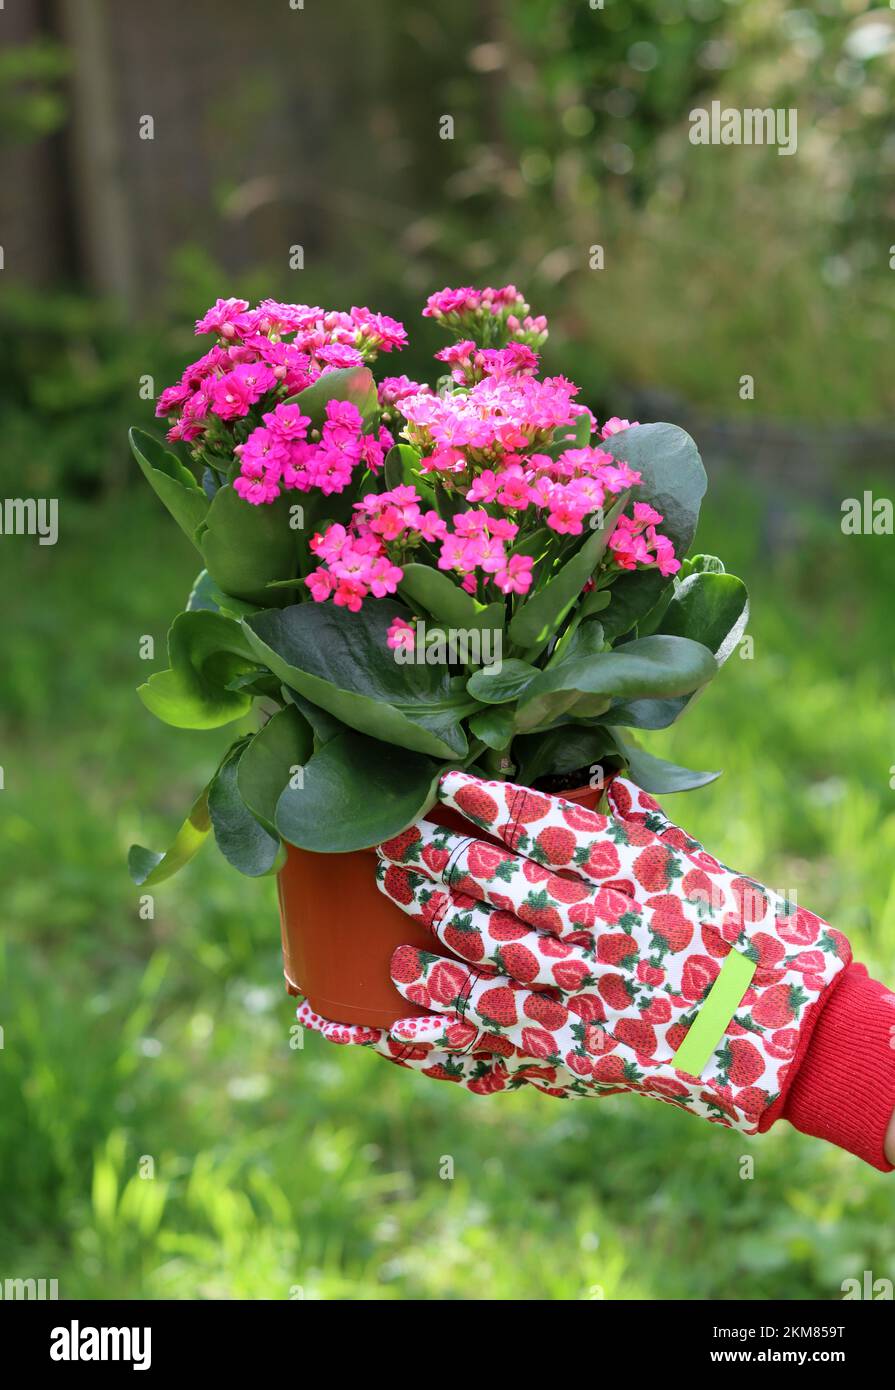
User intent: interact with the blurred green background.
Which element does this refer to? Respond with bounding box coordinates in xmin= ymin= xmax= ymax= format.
xmin=1 ymin=0 xmax=894 ymax=1300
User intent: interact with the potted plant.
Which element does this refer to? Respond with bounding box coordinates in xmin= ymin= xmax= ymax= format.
xmin=129 ymin=286 xmax=748 ymax=1024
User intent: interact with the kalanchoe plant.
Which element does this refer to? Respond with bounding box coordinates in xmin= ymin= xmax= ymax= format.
xmin=128 ymin=286 xmax=748 ymax=885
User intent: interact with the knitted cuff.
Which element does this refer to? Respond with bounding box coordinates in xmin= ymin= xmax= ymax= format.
xmin=767 ymin=963 xmax=895 ymax=1172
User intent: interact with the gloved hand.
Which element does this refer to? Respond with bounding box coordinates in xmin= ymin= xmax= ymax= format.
xmin=295 ymin=999 xmax=546 ymax=1094
xmin=369 ymin=770 xmax=853 ymax=1134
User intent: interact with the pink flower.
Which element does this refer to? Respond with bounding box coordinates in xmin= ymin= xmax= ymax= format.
xmin=195 ymin=297 xmax=254 ymax=339
xmin=601 ymin=417 xmax=638 ymax=438
xmin=305 ymin=568 xmax=335 ymax=602
xmin=494 ymin=553 xmax=534 ymax=595
xmin=387 ymin=617 xmax=415 ymax=652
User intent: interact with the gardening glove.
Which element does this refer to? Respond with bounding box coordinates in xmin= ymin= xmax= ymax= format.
xmin=373 ymin=771 xmax=895 ymax=1167
xmin=295 ymin=997 xmax=533 ymax=1094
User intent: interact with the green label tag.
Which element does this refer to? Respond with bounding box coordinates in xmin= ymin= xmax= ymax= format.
xmin=671 ymin=949 xmax=756 ymax=1078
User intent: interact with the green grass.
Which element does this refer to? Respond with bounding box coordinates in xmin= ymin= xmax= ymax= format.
xmin=1 ymin=475 xmax=894 ymax=1300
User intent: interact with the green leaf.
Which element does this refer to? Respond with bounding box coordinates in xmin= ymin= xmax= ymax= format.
xmin=199 ymin=486 xmax=301 ymax=604
xmin=283 ymin=688 xmax=346 ymax=746
xmin=285 ymin=365 xmax=378 ymax=429
xmin=209 ymin=741 xmax=281 ymax=876
xmin=276 ymin=730 xmax=443 ymax=852
xmin=513 ymin=724 xmax=619 ymax=785
xmin=129 ymin=427 xmax=208 ymax=543
xmin=516 ymin=634 xmax=717 ymax=733
xmin=187 ymin=569 xmax=261 ymax=619
xmin=398 ymin=564 xmax=504 ymax=634
xmin=601 ymin=422 xmax=707 ymax=557
xmin=243 ymin=599 xmax=476 ymax=758
xmin=508 ymin=492 xmax=630 ymax=657
xmin=237 ymin=705 xmax=314 ymax=835
xmin=468 ymin=705 xmax=516 ymax=750
xmin=128 ymin=783 xmax=212 ymax=886
xmin=659 ymin=572 xmax=749 ymax=665
xmin=611 ymin=732 xmax=720 ymax=793
xmin=597 ymin=423 xmax=708 ymax=640
xmin=138 ymin=610 xmax=258 ymax=729
xmin=466 ymin=657 xmax=539 ymax=705
xmin=607 ymin=573 xmax=748 ymax=729
xmin=383 ymin=445 xmax=435 ymax=505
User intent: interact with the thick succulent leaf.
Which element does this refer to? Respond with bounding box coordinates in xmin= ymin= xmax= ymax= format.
xmin=129 ymin=427 xmax=208 ymax=543
xmin=138 ymin=610 xmax=258 ymax=729
xmin=399 ymin=564 xmax=504 ymax=635
xmin=208 ymin=741 xmax=282 ymax=876
xmin=243 ymin=599 xmax=477 ymax=758
xmin=515 ymin=634 xmax=717 ymax=734
xmin=611 ymin=731 xmax=720 ymax=793
xmin=285 ymin=364 xmax=378 ymax=429
xmin=128 ymin=782 xmax=212 ymax=886
xmin=199 ymin=486 xmax=301 ymax=604
xmin=237 ymin=705 xmax=314 ymax=835
xmin=607 ymin=573 xmax=748 ymax=729
xmin=276 ymin=730 xmax=443 ymax=853
xmin=466 ymin=658 xmax=539 ymax=705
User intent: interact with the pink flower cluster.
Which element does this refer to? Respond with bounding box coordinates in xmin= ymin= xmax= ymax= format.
xmin=435 ymin=340 xmax=540 ymax=386
xmin=399 ymin=372 xmax=584 ymax=472
xmin=465 ymin=446 xmax=643 ymax=537
xmin=609 ymin=503 xmax=681 ymax=576
xmin=233 ymin=400 xmax=394 ymax=505
xmin=155 ymin=297 xmax=406 ymax=445
xmin=423 ymin=285 xmax=548 ymax=347
xmin=305 ymin=485 xmax=536 ymax=612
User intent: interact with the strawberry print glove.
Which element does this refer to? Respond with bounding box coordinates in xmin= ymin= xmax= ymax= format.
xmin=375 ymin=771 xmax=854 ymax=1137
xmin=295 ymin=998 xmax=537 ymax=1094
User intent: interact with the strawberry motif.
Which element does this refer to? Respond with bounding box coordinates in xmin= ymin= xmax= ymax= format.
xmin=719 ymin=1037 xmax=764 ymax=1088
xmin=666 ymin=1020 xmax=691 ymax=1051
xmin=577 ymin=841 xmax=621 ymax=879
xmin=427 ymin=959 xmax=470 ymax=1005
xmin=633 ymin=843 xmax=680 ymax=893
xmin=551 ymin=958 xmax=593 ymax=992
xmin=524 ymin=993 xmax=569 ymax=1031
xmin=775 ymin=906 xmax=824 ymax=947
xmin=593 ymin=1053 xmax=639 ymax=1085
xmin=508 ymin=789 xmax=552 ymax=823
xmin=379 ymin=827 xmax=422 ymax=862
xmin=442 ymin=915 xmax=485 ymax=961
xmin=701 ymin=923 xmax=732 ymax=958
xmin=560 ymin=803 xmax=607 ymax=833
xmin=568 ymin=992 xmax=605 ymax=1022
xmin=583 ymin=1022 xmax=611 ymax=1054
xmin=477 ymin=985 xmax=518 ymax=1028
xmin=444 ymin=1018 xmax=480 ymax=1048
xmin=640 ymin=996 xmax=671 ymax=1024
xmin=453 ymin=782 xmax=500 ymax=826
xmin=468 ymin=1069 xmax=507 ymax=1094
xmin=597 ymin=932 xmax=638 ymax=966
xmin=647 ymin=894 xmax=693 ymax=954
xmin=765 ymin=1027 xmax=797 ymax=1061
xmin=680 ymin=954 xmax=720 ymax=1002
xmin=543 ymin=871 xmax=590 ymax=904
xmin=489 ymin=909 xmax=528 ymax=941
xmin=599 ymin=973 xmax=635 ymax=1011
xmin=592 ymin=886 xmax=631 ymax=924
xmin=732 ymin=1086 xmax=771 ymax=1121
xmin=495 ymin=942 xmax=540 ymax=983
xmin=615 ymin=1018 xmax=657 ymax=1056
xmin=520 ymin=1026 xmax=560 ymax=1060
xmin=517 ymin=892 xmax=563 ymax=935
xmin=479 ymin=1030 xmax=515 ymax=1057
xmin=467 ymin=841 xmax=514 ymax=879
xmin=383 ymin=864 xmax=415 ymax=904
xmin=391 ymin=944 xmax=426 ymax=983
xmin=750 ymin=982 xmax=809 ymax=1028
xmin=421 ymin=843 xmax=450 ymax=874
xmin=531 ymin=825 xmax=577 ymax=866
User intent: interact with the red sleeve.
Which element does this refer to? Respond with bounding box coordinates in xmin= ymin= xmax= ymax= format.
xmin=760 ymin=963 xmax=895 ymax=1172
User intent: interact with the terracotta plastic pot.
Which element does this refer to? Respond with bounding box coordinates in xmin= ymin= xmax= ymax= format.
xmin=277 ymin=783 xmax=603 ymax=1027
